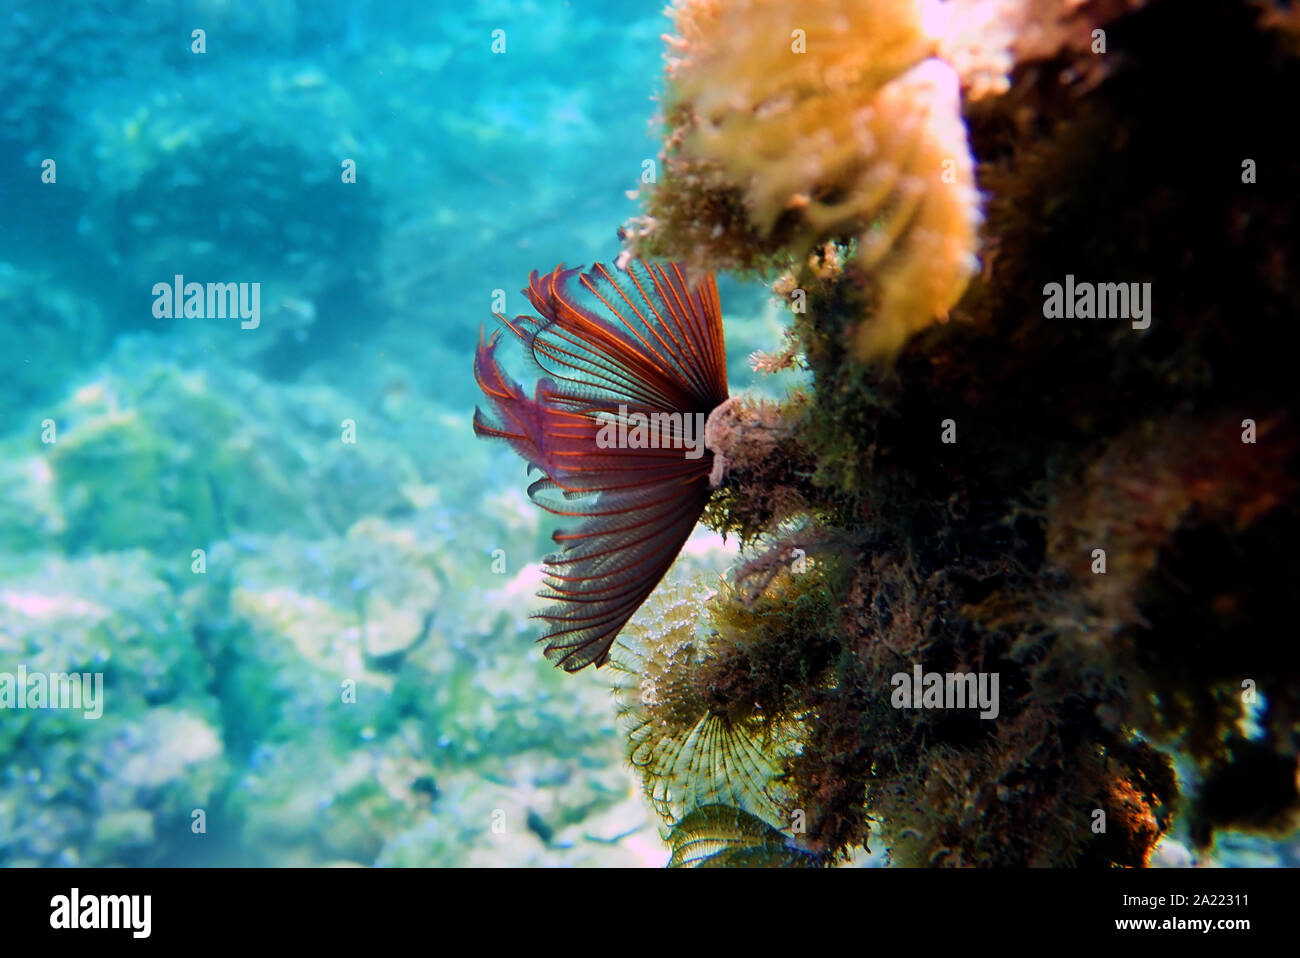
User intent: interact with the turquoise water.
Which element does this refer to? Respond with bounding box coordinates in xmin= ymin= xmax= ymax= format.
xmin=0 ymin=0 xmax=791 ymax=867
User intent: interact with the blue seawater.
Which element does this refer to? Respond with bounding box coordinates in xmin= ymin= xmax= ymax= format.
xmin=0 ymin=0 xmax=767 ymax=868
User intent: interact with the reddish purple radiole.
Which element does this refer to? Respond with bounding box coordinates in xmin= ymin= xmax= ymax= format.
xmin=473 ymin=259 xmax=729 ymax=671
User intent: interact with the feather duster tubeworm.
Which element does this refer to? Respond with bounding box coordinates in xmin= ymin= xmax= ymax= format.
xmin=473 ymin=260 xmax=728 ymax=671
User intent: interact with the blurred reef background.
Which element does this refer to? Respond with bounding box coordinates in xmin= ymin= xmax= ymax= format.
xmin=2 ymin=0 xmax=1298 ymax=867
xmin=1 ymin=0 xmax=796 ymax=867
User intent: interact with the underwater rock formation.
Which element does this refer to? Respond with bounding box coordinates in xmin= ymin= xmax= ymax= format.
xmin=1 ymin=342 xmax=658 ymax=866
xmin=594 ymin=0 xmax=1300 ymax=866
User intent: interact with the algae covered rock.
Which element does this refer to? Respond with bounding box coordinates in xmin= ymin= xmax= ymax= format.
xmin=602 ymin=0 xmax=1300 ymax=867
